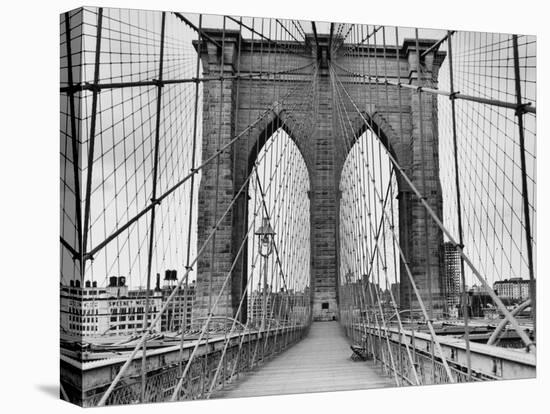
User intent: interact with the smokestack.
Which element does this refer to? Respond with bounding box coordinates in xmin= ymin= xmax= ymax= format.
xmin=69 ymin=280 xmax=74 ymax=287
xmin=118 ymin=276 xmax=126 ymax=287
xmin=155 ymin=273 xmax=161 ymax=291
xmin=75 ymin=280 xmax=80 ymax=288
xmin=109 ymin=276 xmax=118 ymax=287
xmin=85 ymin=280 xmax=91 ymax=288
xmin=92 ymin=281 xmax=97 ymax=288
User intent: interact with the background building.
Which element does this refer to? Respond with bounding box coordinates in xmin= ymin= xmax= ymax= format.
xmin=390 ymin=283 xmax=400 ymax=307
xmin=60 ymin=280 xmax=109 ymax=337
xmin=61 ymin=276 xmax=163 ymax=337
xmin=248 ymin=289 xmax=273 ymax=326
xmin=248 ymin=288 xmax=310 ymax=327
xmin=442 ymin=242 xmax=462 ymax=312
xmin=159 ymin=270 xmax=195 ymax=332
xmin=494 ymin=278 xmax=531 ymax=302
xmin=458 ymin=285 xmax=494 ymax=318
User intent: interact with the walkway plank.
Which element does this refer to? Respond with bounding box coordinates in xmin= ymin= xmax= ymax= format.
xmin=214 ymin=321 xmax=394 ymax=399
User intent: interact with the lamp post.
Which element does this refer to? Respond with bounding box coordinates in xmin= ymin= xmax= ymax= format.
xmin=255 ymin=217 xmax=276 ymax=332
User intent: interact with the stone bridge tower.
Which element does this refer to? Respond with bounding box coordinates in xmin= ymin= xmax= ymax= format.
xmin=192 ymin=29 xmax=447 ymax=323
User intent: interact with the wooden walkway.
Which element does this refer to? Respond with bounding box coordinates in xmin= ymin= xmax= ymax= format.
xmin=214 ymin=321 xmax=394 ymax=399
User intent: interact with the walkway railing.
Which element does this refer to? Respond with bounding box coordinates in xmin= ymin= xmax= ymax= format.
xmin=60 ymin=8 xmax=536 ymax=406
xmin=345 ymin=320 xmax=535 ymax=387
xmin=62 ymin=324 xmax=309 ymax=406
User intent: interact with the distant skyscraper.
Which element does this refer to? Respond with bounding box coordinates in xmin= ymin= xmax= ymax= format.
xmin=442 ymin=242 xmax=462 ymax=312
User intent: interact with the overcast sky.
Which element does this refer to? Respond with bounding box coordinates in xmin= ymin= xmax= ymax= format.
xmin=60 ymin=7 xmax=536 ymax=293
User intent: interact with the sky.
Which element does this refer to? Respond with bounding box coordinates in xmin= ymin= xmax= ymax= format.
xmin=60 ymin=7 xmax=536 ymax=294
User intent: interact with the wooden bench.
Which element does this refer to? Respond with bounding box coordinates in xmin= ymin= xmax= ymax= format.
xmin=350 ymin=345 xmax=369 ymax=361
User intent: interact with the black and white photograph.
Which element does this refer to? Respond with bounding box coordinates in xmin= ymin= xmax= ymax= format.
xmin=57 ymin=3 xmax=538 ymax=407
xmin=1 ymin=1 xmax=547 ymax=413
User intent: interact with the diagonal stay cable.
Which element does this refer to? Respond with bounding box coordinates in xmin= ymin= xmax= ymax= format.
xmin=331 ymin=62 xmax=456 ymax=380
xmin=98 ymin=70 xmax=318 ymax=405
xmin=253 ymin=170 xmax=289 ymax=291
xmin=85 ymin=68 xmax=318 ymax=262
xmin=330 ymin=68 xmax=400 ymax=385
xmin=331 ymin=66 xmax=535 ymax=351
xmin=97 ymin=133 xmax=292 ymax=405
xmin=170 ymin=123 xmax=313 ymax=400
xmin=331 ymin=60 xmax=536 ymax=114
xmin=60 ymin=62 xmax=316 ymax=93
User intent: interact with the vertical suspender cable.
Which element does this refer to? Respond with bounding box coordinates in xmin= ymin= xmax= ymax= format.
xmin=447 ymin=30 xmax=472 ymax=380
xmin=141 ymin=11 xmax=166 ymax=403
xmin=82 ymin=8 xmax=103 ymax=269
xmin=177 ymin=13 xmax=203 ymax=379
xmin=63 ymin=12 xmax=83 ymax=270
xmin=512 ymin=35 xmax=535 ymax=339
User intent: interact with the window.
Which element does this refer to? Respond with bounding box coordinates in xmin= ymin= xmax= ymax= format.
xmin=322 ymin=302 xmax=329 ymax=310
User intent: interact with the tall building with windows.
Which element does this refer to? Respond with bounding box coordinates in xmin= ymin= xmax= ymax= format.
xmin=110 ymin=282 xmax=162 ymax=336
xmin=61 ymin=276 xmax=162 ymax=337
xmin=442 ymin=242 xmax=462 ymax=312
xmin=158 ymin=270 xmax=196 ymax=332
xmin=60 ymin=279 xmax=109 ymax=337
xmin=494 ymin=278 xmax=531 ymax=302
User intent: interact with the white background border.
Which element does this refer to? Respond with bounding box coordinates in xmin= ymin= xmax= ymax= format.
xmin=0 ymin=0 xmax=546 ymax=412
